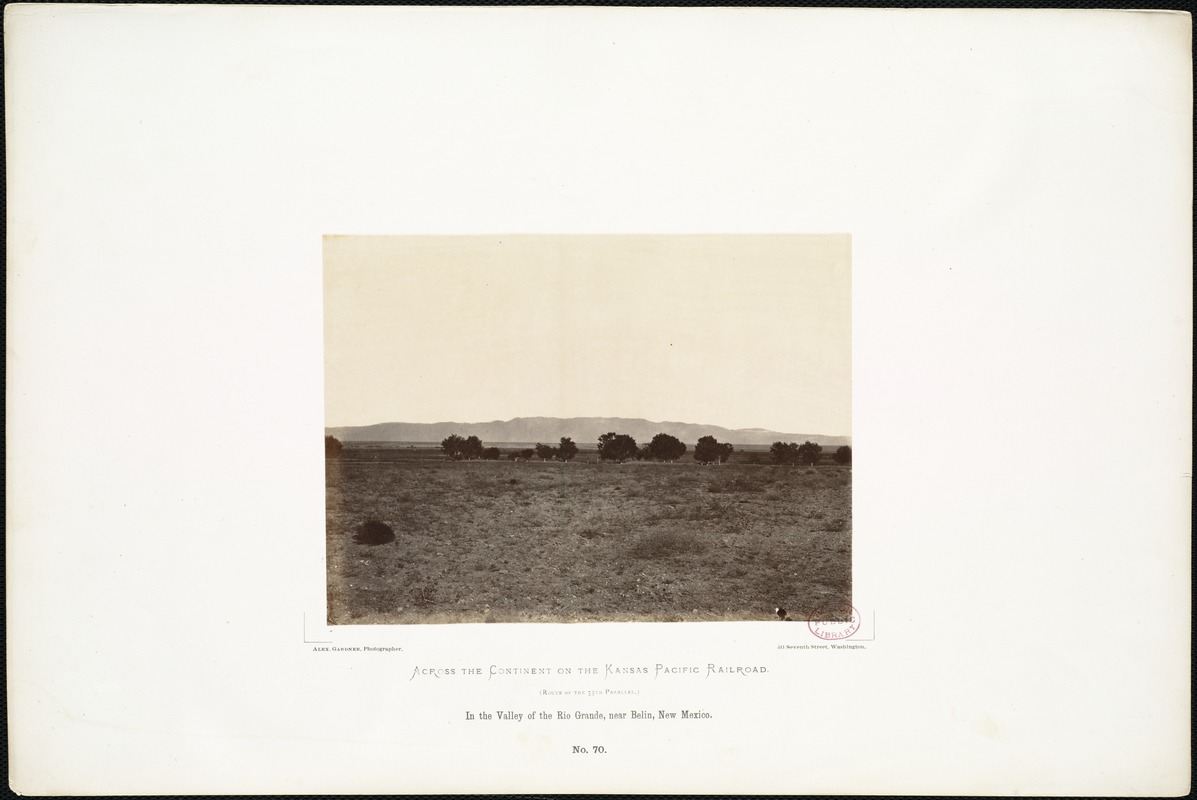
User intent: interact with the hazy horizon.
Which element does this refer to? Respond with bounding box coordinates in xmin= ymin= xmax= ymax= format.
xmin=324 ymin=235 xmax=851 ymax=435
xmin=326 ymin=413 xmax=850 ymax=438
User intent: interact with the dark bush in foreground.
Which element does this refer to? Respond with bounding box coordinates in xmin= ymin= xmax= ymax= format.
xmin=353 ymin=519 xmax=395 ymax=545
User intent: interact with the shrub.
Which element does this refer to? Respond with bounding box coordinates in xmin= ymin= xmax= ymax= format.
xmin=834 ymin=445 xmax=852 ymax=465
xmin=629 ymin=530 xmax=708 ymax=559
xmin=353 ymin=519 xmax=395 ymax=545
xmin=412 ymin=581 xmax=438 ymax=607
xmin=325 ymin=435 xmax=343 ymax=457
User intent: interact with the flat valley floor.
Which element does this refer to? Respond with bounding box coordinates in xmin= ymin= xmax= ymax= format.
xmin=326 ymin=451 xmax=851 ymax=624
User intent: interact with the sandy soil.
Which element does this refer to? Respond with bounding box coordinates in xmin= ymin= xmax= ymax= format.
xmin=326 ymin=457 xmax=850 ymax=624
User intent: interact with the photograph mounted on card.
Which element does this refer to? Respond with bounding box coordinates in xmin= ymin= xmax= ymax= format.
xmin=323 ymin=234 xmax=852 ymax=625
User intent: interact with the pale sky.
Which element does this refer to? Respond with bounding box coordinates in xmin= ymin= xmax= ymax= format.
xmin=324 ymin=235 xmax=850 ymax=435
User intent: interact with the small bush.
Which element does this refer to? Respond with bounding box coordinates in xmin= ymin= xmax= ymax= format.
xmin=727 ymin=476 xmax=765 ymax=492
xmin=353 ymin=519 xmax=395 ymax=545
xmin=629 ymin=530 xmax=708 ymax=559
xmin=687 ymin=499 xmax=730 ymax=520
xmin=707 ymin=476 xmax=764 ymax=493
xmin=412 ymin=581 xmax=438 ymax=607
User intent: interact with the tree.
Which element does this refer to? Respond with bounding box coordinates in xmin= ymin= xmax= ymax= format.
xmin=834 ymin=445 xmax=852 ymax=465
xmin=519 ymin=448 xmax=535 ymax=461
xmin=462 ymin=435 xmax=484 ymax=460
xmin=558 ymin=437 xmax=579 ymax=462
xmin=482 ymin=447 xmax=501 ymax=461
xmin=796 ymin=441 xmax=823 ymax=466
xmin=441 ymin=434 xmax=466 ymax=460
xmin=718 ymin=442 xmax=735 ymax=463
xmin=597 ymin=432 xmax=638 ymax=463
xmin=325 ymin=435 xmax=344 ymax=457
xmin=534 ymin=443 xmax=556 ymax=461
xmin=647 ymin=433 xmax=687 ymax=462
xmin=770 ymin=441 xmax=798 ymax=465
xmin=694 ymin=435 xmax=726 ymax=465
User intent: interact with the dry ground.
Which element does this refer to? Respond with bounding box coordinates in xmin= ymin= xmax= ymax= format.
xmin=326 ymin=455 xmax=850 ymax=624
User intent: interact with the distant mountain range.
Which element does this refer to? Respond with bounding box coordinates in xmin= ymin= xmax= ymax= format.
xmin=325 ymin=417 xmax=850 ymax=448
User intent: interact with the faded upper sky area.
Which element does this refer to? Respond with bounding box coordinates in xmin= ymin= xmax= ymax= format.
xmin=324 ymin=235 xmax=850 ymax=435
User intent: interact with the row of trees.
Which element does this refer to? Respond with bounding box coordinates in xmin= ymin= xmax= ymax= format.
xmin=440 ymin=434 xmax=486 ymax=460
xmin=331 ymin=432 xmax=850 ymax=466
xmin=443 ymin=434 xmax=579 ymax=462
xmin=533 ymin=438 xmax=579 ymax=462
xmin=770 ymin=440 xmax=851 ymax=466
xmin=596 ymin=432 xmax=732 ymax=464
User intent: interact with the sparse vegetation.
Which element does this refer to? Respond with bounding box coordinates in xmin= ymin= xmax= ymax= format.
xmin=326 ymin=445 xmax=851 ymax=624
xmin=629 ymin=530 xmax=708 ymax=559
xmin=412 ymin=580 xmax=438 ymax=607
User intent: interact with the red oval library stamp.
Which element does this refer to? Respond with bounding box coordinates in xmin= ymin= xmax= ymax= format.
xmin=807 ymin=605 xmax=861 ymax=640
